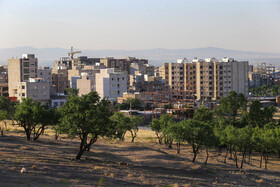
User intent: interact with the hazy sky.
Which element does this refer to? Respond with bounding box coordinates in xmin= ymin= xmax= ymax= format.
xmin=1 ymin=0 xmax=280 ymax=53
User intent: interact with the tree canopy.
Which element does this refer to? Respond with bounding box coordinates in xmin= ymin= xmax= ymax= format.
xmin=58 ymin=90 xmax=113 ymax=159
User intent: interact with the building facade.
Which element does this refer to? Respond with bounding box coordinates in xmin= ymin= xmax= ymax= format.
xmin=8 ymin=54 xmax=38 ymax=97
xmin=95 ymin=68 xmax=127 ymax=102
xmin=161 ymin=57 xmax=249 ymax=101
xmin=15 ymin=78 xmax=50 ymax=104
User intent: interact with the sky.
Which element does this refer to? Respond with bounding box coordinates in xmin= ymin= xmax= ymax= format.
xmin=0 ymin=0 xmax=280 ymax=53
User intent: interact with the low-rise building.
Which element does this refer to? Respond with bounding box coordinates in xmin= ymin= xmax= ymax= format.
xmin=16 ymin=78 xmax=50 ymax=104
xmin=95 ymin=68 xmax=127 ymax=102
xmin=76 ymin=75 xmax=95 ymax=96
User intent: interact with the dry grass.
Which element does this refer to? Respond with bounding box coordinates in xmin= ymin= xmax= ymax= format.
xmin=0 ymin=124 xmax=280 ymax=186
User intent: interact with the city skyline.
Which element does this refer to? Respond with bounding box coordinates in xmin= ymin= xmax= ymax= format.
xmin=1 ymin=0 xmax=280 ymax=53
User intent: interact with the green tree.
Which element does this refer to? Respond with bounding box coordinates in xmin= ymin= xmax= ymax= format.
xmin=184 ymin=119 xmax=212 ymax=162
xmin=253 ymin=125 xmax=278 ymax=169
xmin=58 ymin=91 xmax=112 ymax=159
xmin=110 ymin=112 xmax=131 ymax=141
xmin=193 ymin=107 xmax=213 ymax=123
xmin=249 ymin=100 xmax=276 ymax=127
xmin=216 ymin=91 xmax=247 ymax=124
xmin=151 ymin=114 xmax=174 ymax=145
xmin=151 ymin=118 xmax=163 ymax=144
xmin=128 ymin=116 xmax=143 ymax=142
xmin=236 ymin=126 xmax=254 ymax=168
xmin=126 ymin=98 xmax=141 ymax=110
xmin=0 ymin=97 xmax=15 ymax=135
xmin=13 ymin=98 xmax=48 ymax=140
xmin=167 ymin=121 xmax=186 ymax=154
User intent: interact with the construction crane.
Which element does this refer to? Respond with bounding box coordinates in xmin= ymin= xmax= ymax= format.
xmin=68 ymin=46 xmax=81 ymax=60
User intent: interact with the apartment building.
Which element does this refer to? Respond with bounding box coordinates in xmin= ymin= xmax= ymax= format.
xmin=76 ymin=75 xmax=95 ymax=96
xmin=161 ymin=57 xmax=248 ymax=101
xmin=100 ymin=57 xmax=130 ymax=73
xmin=0 ymin=66 xmax=8 ymax=97
xmin=213 ymin=58 xmax=248 ymax=99
xmin=162 ymin=58 xmax=196 ymax=91
xmin=16 ymin=78 xmax=50 ymax=104
xmin=68 ymin=65 xmax=101 ymax=88
xmin=54 ymin=57 xmax=72 ymax=69
xmin=95 ymin=68 xmax=127 ymax=102
xmin=8 ymin=54 xmax=38 ymax=97
xmin=73 ymin=56 xmax=100 ymax=66
xmin=51 ymin=66 xmax=69 ymax=94
xmin=38 ymin=67 xmax=52 ymax=89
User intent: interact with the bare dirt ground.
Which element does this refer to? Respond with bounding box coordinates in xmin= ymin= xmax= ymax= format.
xmin=0 ymin=126 xmax=280 ymax=186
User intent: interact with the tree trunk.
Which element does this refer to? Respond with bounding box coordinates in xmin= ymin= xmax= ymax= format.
xmin=168 ymin=139 xmax=173 ymax=149
xmin=260 ymin=153 xmax=263 ymax=168
xmin=224 ymin=148 xmax=228 ymax=164
xmin=240 ymin=152 xmax=245 ymax=169
xmin=192 ymin=145 xmax=197 ymax=162
xmin=248 ymin=152 xmax=251 ymax=164
xmin=234 ymin=151 xmax=238 ymax=168
xmin=177 ymin=142 xmax=181 ymax=154
xmin=156 ymin=133 xmax=162 ymax=144
xmin=55 ymin=132 xmax=59 ymax=140
xmin=205 ymin=147 xmax=209 ymax=164
xmin=24 ymin=128 xmax=31 ymax=140
xmin=265 ymin=154 xmax=268 ymax=169
xmin=130 ymin=130 xmax=136 ymax=142
xmin=76 ymin=147 xmax=86 ymax=160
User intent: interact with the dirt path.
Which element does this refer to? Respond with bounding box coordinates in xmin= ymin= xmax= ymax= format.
xmin=0 ymin=131 xmax=280 ymax=186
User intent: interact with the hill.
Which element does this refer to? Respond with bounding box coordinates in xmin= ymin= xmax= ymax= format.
xmin=0 ymin=46 xmax=280 ymax=67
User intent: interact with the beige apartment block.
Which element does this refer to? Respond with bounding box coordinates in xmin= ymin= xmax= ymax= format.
xmin=76 ymin=75 xmax=95 ymax=96
xmin=161 ymin=57 xmax=248 ymax=101
xmin=68 ymin=65 xmax=101 ymax=88
xmin=95 ymin=68 xmax=127 ymax=102
xmin=16 ymin=78 xmax=50 ymax=104
xmin=195 ymin=58 xmax=216 ymax=101
xmin=38 ymin=67 xmax=52 ymax=89
xmin=8 ymin=54 xmax=38 ymax=97
xmin=213 ymin=58 xmax=249 ymax=99
xmin=52 ymin=68 xmax=69 ymax=94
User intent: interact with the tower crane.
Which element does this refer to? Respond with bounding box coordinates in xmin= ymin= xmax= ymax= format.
xmin=68 ymin=46 xmax=81 ymax=60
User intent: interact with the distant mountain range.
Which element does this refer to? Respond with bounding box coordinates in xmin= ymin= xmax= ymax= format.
xmin=0 ymin=46 xmax=280 ymax=67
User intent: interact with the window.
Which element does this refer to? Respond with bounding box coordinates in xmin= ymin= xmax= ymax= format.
xmin=23 ymin=62 xmax=29 ymax=67
xmin=24 ymin=69 xmax=29 ymax=73
xmin=22 ymin=86 xmax=25 ymax=89
xmin=24 ymin=75 xmax=29 ymax=80
xmin=111 ymin=78 xmax=114 ymax=81
xmin=22 ymin=93 xmax=25 ymax=97
xmin=122 ymin=77 xmax=124 ymax=80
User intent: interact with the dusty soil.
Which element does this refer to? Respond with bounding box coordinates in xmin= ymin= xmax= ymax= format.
xmin=0 ymin=127 xmax=280 ymax=186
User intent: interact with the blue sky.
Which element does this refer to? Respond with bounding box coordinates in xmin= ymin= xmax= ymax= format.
xmin=1 ymin=0 xmax=280 ymax=53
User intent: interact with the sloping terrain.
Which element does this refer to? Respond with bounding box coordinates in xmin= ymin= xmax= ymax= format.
xmin=0 ymin=130 xmax=280 ymax=186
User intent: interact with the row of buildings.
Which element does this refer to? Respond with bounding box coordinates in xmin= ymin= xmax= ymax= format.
xmin=2 ymin=51 xmax=271 ymax=108
xmin=158 ymin=57 xmax=249 ymax=101
xmin=5 ymin=54 xmax=155 ymax=107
